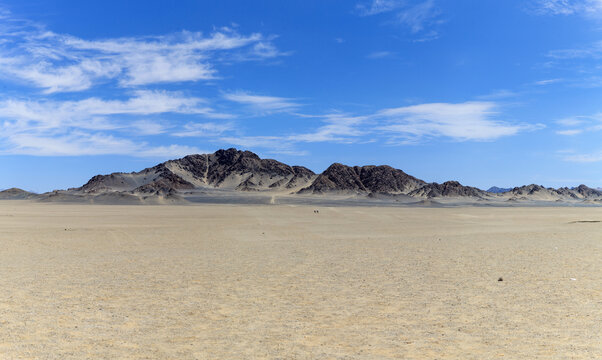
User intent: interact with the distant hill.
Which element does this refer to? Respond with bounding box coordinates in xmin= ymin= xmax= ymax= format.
xmin=487 ymin=186 xmax=512 ymax=193
xmin=0 ymin=188 xmax=36 ymax=200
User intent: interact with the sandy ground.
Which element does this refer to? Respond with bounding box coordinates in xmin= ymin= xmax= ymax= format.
xmin=0 ymin=202 xmax=600 ymax=359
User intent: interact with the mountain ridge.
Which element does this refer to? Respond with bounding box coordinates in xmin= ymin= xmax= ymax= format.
xmin=2 ymin=148 xmax=602 ymax=205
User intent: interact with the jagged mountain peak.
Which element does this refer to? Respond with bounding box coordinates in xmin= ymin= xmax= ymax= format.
xmin=79 ymin=148 xmax=317 ymax=195
xmin=408 ymin=181 xmax=488 ymax=199
xmin=299 ymin=162 xmax=427 ymax=195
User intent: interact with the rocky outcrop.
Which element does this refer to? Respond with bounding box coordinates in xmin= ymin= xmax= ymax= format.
xmin=300 ymin=163 xmax=367 ymax=194
xmin=77 ymin=148 xmax=316 ymax=196
xmin=510 ymin=184 xmax=548 ymax=196
xmin=408 ymin=181 xmax=488 ymax=199
xmin=572 ymin=184 xmax=602 ymax=198
xmin=299 ymin=163 xmax=426 ymax=195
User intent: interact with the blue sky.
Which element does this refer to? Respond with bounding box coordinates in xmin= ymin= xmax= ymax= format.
xmin=2 ymin=0 xmax=602 ymax=192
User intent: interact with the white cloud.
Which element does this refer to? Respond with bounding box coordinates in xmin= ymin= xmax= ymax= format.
xmin=0 ymin=130 xmax=203 ymax=158
xmin=223 ymin=91 xmax=300 ymax=112
xmin=534 ymin=78 xmax=564 ymax=85
xmin=357 ymin=0 xmax=442 ymax=40
xmin=293 ymin=114 xmax=369 ymax=142
xmin=547 ymin=41 xmax=602 ymax=59
xmin=375 ymin=102 xmax=537 ymax=142
xmin=219 ymin=135 xmax=287 ymax=148
xmin=554 ymin=112 xmax=602 ymax=135
xmin=562 ymin=151 xmax=602 ymax=162
xmin=532 ymin=0 xmax=602 ymax=15
xmin=0 ymin=13 xmax=285 ymax=93
xmin=396 ymin=0 xmax=440 ymax=34
xmin=0 ymin=91 xmax=234 ymax=156
xmin=366 ymin=51 xmax=394 ymax=59
xmin=131 ymin=120 xmax=168 ymax=136
xmin=556 ymin=116 xmax=588 ymax=126
xmin=172 ymin=122 xmax=235 ymax=137
xmin=477 ymin=89 xmax=519 ymax=100
xmin=136 ymin=145 xmax=207 ymax=158
xmin=0 ymin=90 xmax=231 ymax=132
xmin=357 ymin=0 xmax=406 ymax=16
xmin=214 ymin=101 xmax=537 ymax=155
xmin=556 ymin=129 xmax=583 ymax=135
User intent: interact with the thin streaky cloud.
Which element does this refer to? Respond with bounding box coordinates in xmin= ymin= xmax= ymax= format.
xmin=366 ymin=51 xmax=394 ymax=59
xmin=0 ymin=11 xmax=286 ymax=93
xmin=547 ymin=41 xmax=602 ymax=59
xmin=556 ymin=129 xmax=583 ymax=135
xmin=171 ymin=122 xmax=235 ymax=137
xmin=553 ymin=112 xmax=602 ymax=135
xmin=356 ymin=0 xmax=443 ymax=40
xmin=212 ymin=101 xmax=539 ymax=155
xmin=0 ymin=90 xmax=231 ymax=130
xmin=396 ymin=0 xmax=440 ymax=34
xmin=223 ymin=91 xmax=300 ymax=112
xmin=534 ymin=78 xmax=564 ymax=85
xmin=556 ymin=117 xmax=588 ymax=126
xmin=0 ymin=91 xmax=234 ymax=157
xmin=356 ymin=0 xmax=406 ymax=16
xmin=562 ymin=151 xmax=602 ymax=162
xmin=1 ymin=130 xmax=205 ymax=158
xmin=531 ymin=0 xmax=602 ymax=16
xmin=375 ymin=101 xmax=540 ymax=142
xmin=477 ymin=89 xmax=519 ymax=100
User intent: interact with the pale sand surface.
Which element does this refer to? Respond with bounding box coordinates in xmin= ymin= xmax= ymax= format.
xmin=0 ymin=202 xmax=600 ymax=359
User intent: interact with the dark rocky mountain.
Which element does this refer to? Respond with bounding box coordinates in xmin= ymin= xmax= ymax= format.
xmin=487 ymin=186 xmax=511 ymax=193
xmin=408 ymin=181 xmax=489 ymax=199
xmin=510 ymin=184 xmax=547 ymax=196
xmin=298 ymin=163 xmax=426 ymax=195
xmin=79 ymin=148 xmax=317 ymax=196
xmin=571 ymin=184 xmax=602 ymax=198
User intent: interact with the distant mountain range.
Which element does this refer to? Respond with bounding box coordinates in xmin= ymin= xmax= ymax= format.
xmin=487 ymin=186 xmax=511 ymax=194
xmin=2 ymin=148 xmax=602 ymax=205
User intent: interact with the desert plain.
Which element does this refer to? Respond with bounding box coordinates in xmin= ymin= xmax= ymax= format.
xmin=0 ymin=201 xmax=600 ymax=359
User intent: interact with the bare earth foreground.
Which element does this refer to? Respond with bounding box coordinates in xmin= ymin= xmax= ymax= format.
xmin=0 ymin=202 xmax=600 ymax=359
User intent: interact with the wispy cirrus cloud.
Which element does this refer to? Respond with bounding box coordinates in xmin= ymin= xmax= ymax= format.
xmin=216 ymin=101 xmax=540 ymax=155
xmin=357 ymin=0 xmax=443 ymax=41
xmin=223 ymin=91 xmax=300 ymax=112
xmin=556 ymin=129 xmax=583 ymax=135
xmin=366 ymin=51 xmax=394 ymax=59
xmin=171 ymin=122 xmax=236 ymax=137
xmin=0 ymin=130 xmax=205 ymax=158
xmin=542 ymin=41 xmax=602 ymax=87
xmin=375 ymin=101 xmax=539 ymax=143
xmin=534 ymin=78 xmax=564 ymax=86
xmin=0 ymin=11 xmax=286 ymax=93
xmin=0 ymin=90 xmax=233 ymax=157
xmin=292 ymin=113 xmax=369 ymax=143
xmin=531 ymin=0 xmax=602 ymax=16
xmin=562 ymin=151 xmax=602 ymax=162
xmin=0 ymin=90 xmax=230 ymax=131
xmin=357 ymin=0 xmax=407 ymax=15
xmin=547 ymin=41 xmax=602 ymax=59
xmin=555 ymin=112 xmax=602 ymax=135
